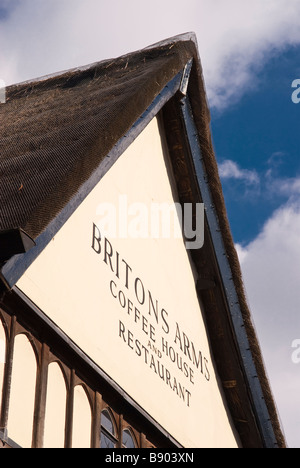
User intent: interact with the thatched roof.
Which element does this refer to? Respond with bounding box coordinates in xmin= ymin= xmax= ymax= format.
xmin=0 ymin=33 xmax=285 ymax=448
xmin=0 ymin=36 xmax=194 ymax=238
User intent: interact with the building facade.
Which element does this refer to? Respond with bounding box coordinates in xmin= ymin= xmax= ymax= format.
xmin=0 ymin=33 xmax=285 ymax=448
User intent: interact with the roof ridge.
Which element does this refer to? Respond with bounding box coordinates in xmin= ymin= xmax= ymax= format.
xmin=6 ymin=32 xmax=197 ymax=91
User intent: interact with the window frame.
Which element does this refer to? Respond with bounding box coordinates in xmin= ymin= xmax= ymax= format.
xmin=100 ymin=408 xmax=118 ymax=449
xmin=122 ymin=427 xmax=137 ymax=449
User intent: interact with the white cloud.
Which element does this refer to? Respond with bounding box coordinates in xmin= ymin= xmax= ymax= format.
xmin=219 ymin=158 xmax=300 ymax=206
xmin=1 ymin=0 xmax=300 ymax=111
xmin=267 ymin=151 xmax=287 ymax=167
xmin=218 ymin=160 xmax=260 ymax=185
xmin=197 ymin=0 xmax=300 ymax=109
xmin=219 ymin=157 xmax=300 ymax=446
xmin=237 ymin=201 xmax=300 ymax=447
xmin=0 ymin=0 xmax=200 ymax=85
xmin=235 ymin=243 xmax=248 ymax=264
xmin=267 ymin=174 xmax=300 ymax=198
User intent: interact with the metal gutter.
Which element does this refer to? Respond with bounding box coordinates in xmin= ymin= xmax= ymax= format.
xmin=178 ymin=92 xmax=279 ymax=448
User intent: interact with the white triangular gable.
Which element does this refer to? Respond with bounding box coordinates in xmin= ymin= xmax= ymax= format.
xmin=16 ymin=117 xmax=239 ymax=448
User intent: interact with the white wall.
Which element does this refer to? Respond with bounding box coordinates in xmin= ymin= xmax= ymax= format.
xmin=17 ymin=117 xmax=239 ymax=448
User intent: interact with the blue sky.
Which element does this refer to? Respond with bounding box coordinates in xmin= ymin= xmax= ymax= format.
xmin=1 ymin=0 xmax=300 ymax=448
xmin=212 ymin=45 xmax=300 ymax=243
xmin=212 ymin=44 xmax=300 ymax=447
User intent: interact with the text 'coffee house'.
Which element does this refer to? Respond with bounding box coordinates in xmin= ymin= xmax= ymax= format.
xmin=0 ymin=33 xmax=285 ymax=449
